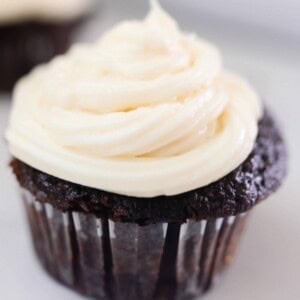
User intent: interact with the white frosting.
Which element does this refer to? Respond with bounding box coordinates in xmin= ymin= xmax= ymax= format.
xmin=0 ymin=0 xmax=94 ymax=25
xmin=6 ymin=1 xmax=262 ymax=198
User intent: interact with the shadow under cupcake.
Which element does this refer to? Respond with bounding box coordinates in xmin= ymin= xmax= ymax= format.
xmin=0 ymin=0 xmax=95 ymax=92
xmin=6 ymin=2 xmax=287 ymax=300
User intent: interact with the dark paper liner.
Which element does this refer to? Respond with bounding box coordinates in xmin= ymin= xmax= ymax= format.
xmin=22 ymin=188 xmax=249 ymax=300
xmin=0 ymin=20 xmax=81 ymax=91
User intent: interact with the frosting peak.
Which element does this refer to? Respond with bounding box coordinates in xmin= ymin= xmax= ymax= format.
xmin=42 ymin=2 xmax=221 ymax=114
xmin=6 ymin=2 xmax=262 ymax=197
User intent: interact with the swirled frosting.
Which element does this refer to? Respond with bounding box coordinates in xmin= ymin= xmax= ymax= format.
xmin=6 ymin=1 xmax=262 ymax=197
xmin=0 ymin=0 xmax=94 ymax=25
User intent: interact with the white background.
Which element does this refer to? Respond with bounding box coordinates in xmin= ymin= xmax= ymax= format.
xmin=0 ymin=0 xmax=299 ymax=299
xmin=165 ymin=0 xmax=300 ymax=38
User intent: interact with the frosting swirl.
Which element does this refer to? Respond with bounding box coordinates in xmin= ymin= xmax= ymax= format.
xmin=6 ymin=1 xmax=262 ymax=197
xmin=0 ymin=0 xmax=94 ymax=25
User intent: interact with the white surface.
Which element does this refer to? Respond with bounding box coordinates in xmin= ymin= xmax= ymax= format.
xmin=0 ymin=1 xmax=300 ymax=299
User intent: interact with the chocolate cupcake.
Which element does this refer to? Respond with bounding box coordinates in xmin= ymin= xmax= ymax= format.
xmin=6 ymin=2 xmax=287 ymax=300
xmin=0 ymin=0 xmax=95 ymax=91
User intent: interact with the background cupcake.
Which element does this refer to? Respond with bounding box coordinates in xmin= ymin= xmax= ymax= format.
xmin=0 ymin=0 xmax=95 ymax=92
xmin=6 ymin=2 xmax=287 ymax=300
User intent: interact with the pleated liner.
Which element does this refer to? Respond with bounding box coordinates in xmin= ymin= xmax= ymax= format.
xmin=22 ymin=188 xmax=249 ymax=300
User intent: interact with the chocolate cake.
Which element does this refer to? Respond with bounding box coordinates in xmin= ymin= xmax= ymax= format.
xmin=6 ymin=3 xmax=287 ymax=299
xmin=10 ymin=110 xmax=286 ymax=299
xmin=0 ymin=20 xmax=81 ymax=91
xmin=12 ymin=111 xmax=287 ymax=225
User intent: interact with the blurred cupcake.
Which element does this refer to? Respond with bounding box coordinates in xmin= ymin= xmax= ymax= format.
xmin=0 ymin=0 xmax=95 ymax=91
xmin=6 ymin=1 xmax=287 ymax=299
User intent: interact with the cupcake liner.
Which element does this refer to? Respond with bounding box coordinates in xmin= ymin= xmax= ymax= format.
xmin=0 ymin=21 xmax=80 ymax=91
xmin=22 ymin=188 xmax=249 ymax=300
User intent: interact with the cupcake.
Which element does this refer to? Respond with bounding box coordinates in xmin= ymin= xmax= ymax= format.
xmin=0 ymin=0 xmax=94 ymax=91
xmin=6 ymin=1 xmax=287 ymax=299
